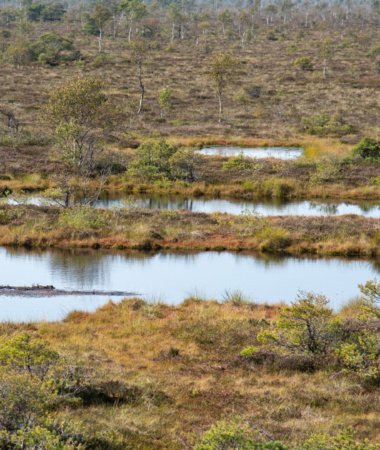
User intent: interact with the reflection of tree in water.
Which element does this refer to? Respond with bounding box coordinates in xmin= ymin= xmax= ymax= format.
xmin=232 ymin=251 xmax=288 ymax=269
xmin=47 ymin=250 xmax=150 ymax=289
xmin=370 ymin=258 xmax=380 ymax=274
xmin=154 ymin=252 xmax=198 ymax=264
xmin=309 ymin=201 xmax=338 ymax=215
xmin=144 ymin=196 xmax=194 ymax=211
xmin=358 ymin=202 xmax=380 ymax=214
xmin=48 ymin=250 xmax=110 ymax=289
xmin=98 ymin=194 xmax=196 ymax=212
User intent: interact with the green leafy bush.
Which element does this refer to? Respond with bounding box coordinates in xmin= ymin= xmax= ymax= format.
xmin=128 ymin=140 xmax=202 ymax=182
xmin=334 ymin=281 xmax=380 ymax=383
xmin=195 ymin=419 xmax=288 ymax=450
xmin=310 ymin=158 xmax=341 ymax=184
xmin=59 ymin=207 xmax=109 ymax=230
xmin=239 ymin=346 xmax=258 ymax=358
xmin=158 ymin=87 xmax=172 ymax=118
xmin=0 ymin=425 xmax=82 ymax=450
xmin=169 ymin=147 xmax=203 ymax=181
xmin=0 ymin=334 xmax=59 ymax=378
xmin=352 ymin=138 xmax=380 ymax=160
xmin=0 ymin=372 xmax=55 ymax=432
xmin=258 ymin=293 xmax=336 ymax=357
xmin=293 ymin=56 xmax=314 ymax=71
xmin=127 ymin=140 xmax=177 ymax=182
xmin=195 ymin=422 xmax=375 ymax=450
xmin=30 ymin=33 xmax=80 ymax=66
xmin=27 ymin=2 xmax=65 ymax=22
xmin=257 ymin=226 xmax=291 ymax=253
xmin=302 ymin=113 xmax=353 ymax=137
xmin=261 ymin=178 xmax=295 ymax=199
xmin=301 ymin=429 xmax=378 ymax=450
xmin=6 ymin=40 xmax=33 ymax=67
xmin=243 ymin=281 xmax=380 ymax=382
xmin=222 ymin=154 xmax=261 ymax=173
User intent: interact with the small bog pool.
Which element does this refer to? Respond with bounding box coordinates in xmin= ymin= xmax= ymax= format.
xmin=0 ymin=248 xmax=378 ymax=322
xmin=198 ymin=146 xmax=304 ymax=160
xmin=4 ymin=195 xmax=380 ymax=218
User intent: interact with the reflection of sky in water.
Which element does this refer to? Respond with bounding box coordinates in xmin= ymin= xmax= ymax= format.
xmin=198 ymin=146 xmax=304 ymax=160
xmin=0 ymin=248 xmax=379 ymax=322
xmin=4 ymin=195 xmax=380 ymax=218
xmin=0 ymin=295 xmax=124 ymax=323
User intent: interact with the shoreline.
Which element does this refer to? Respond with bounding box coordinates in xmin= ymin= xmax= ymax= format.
xmin=0 ymin=205 xmax=379 ymax=258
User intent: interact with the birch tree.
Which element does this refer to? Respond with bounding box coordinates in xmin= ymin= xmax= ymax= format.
xmin=208 ymin=52 xmax=237 ymax=123
xmin=91 ymin=4 xmax=112 ymax=53
xmin=131 ymin=39 xmax=148 ymax=115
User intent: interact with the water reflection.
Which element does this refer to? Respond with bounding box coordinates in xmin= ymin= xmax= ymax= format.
xmin=0 ymin=247 xmax=379 ymax=322
xmin=3 ymin=194 xmax=380 ymax=218
xmin=104 ymin=196 xmax=380 ymax=217
xmin=198 ymin=146 xmax=304 ymax=160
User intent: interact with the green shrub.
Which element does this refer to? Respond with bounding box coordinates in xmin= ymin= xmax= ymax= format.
xmin=158 ymin=87 xmax=172 ymax=118
xmin=6 ymin=40 xmax=33 ymax=67
xmin=267 ymin=31 xmax=278 ymax=41
xmin=257 ymin=226 xmax=291 ymax=253
xmin=261 ymin=178 xmax=295 ymax=199
xmin=0 ymin=334 xmax=59 ymax=379
xmin=310 ymin=158 xmax=341 ymax=184
xmin=0 ymin=372 xmax=54 ymax=431
xmin=258 ymin=293 xmax=335 ymax=357
xmin=360 ymin=280 xmax=380 ymax=316
xmin=234 ymin=88 xmax=250 ymax=104
xmin=336 ymin=339 xmax=379 ymax=382
xmin=352 ymin=138 xmax=380 ymax=160
xmin=368 ymin=44 xmax=380 ymax=57
xmin=0 ymin=425 xmax=81 ymax=450
xmin=293 ymin=56 xmax=314 ymax=71
xmin=30 ymin=33 xmax=80 ymax=66
xmin=369 ymin=176 xmax=380 ymax=185
xmin=1 ymin=30 xmax=11 ymax=39
xmin=127 ymin=140 xmax=178 ymax=182
xmin=195 ymin=422 xmax=374 ymax=450
xmin=59 ymin=207 xmax=108 ymax=230
xmin=302 ymin=113 xmax=353 ymax=137
xmin=195 ymin=419 xmax=288 ymax=450
xmin=91 ymin=52 xmax=113 ymax=67
xmin=332 ymin=281 xmax=380 ymax=382
xmin=169 ymin=147 xmax=203 ymax=181
xmin=27 ymin=2 xmax=65 ymax=22
xmin=301 ymin=429 xmax=378 ymax=450
xmin=239 ymin=346 xmax=258 ymax=358
xmin=83 ymin=14 xmax=99 ymax=36
xmin=222 ymin=155 xmax=261 ymax=173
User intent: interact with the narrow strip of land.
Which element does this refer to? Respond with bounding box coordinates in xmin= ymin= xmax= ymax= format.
xmin=0 ymin=285 xmax=138 ymax=297
xmin=0 ymin=205 xmax=379 ymax=257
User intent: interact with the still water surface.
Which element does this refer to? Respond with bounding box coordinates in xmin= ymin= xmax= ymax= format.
xmin=198 ymin=146 xmax=304 ymax=160
xmin=5 ymin=195 xmax=380 ymax=218
xmin=0 ymin=248 xmax=378 ymax=322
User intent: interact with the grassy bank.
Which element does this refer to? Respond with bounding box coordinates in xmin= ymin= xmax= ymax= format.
xmin=0 ymin=205 xmax=379 ymax=257
xmin=2 ymin=149 xmax=380 ymax=202
xmin=2 ymin=293 xmax=380 ymax=448
xmin=107 ymin=179 xmax=380 ymax=202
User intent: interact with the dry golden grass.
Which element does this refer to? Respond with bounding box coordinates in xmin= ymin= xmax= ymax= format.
xmin=3 ymin=298 xmax=378 ymax=448
xmin=0 ymin=205 xmax=379 ymax=256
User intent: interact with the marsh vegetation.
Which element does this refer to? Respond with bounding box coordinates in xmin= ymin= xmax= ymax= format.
xmin=0 ymin=0 xmax=379 ymax=447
